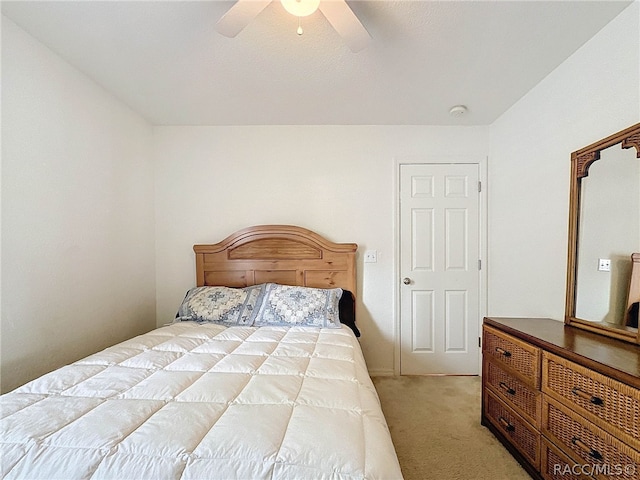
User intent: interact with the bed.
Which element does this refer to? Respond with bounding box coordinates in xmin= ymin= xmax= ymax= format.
xmin=1 ymin=225 xmax=403 ymax=480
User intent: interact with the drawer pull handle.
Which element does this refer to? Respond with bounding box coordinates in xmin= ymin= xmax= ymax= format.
xmin=571 ymin=387 xmax=604 ymax=406
xmin=499 ymin=382 xmax=516 ymax=395
xmin=571 ymin=437 xmax=603 ymax=461
xmin=498 ymin=416 xmax=515 ymax=432
xmin=495 ymin=347 xmax=512 ymax=357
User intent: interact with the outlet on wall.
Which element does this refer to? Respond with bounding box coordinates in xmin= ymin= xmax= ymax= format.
xmin=598 ymin=258 xmax=611 ymax=272
xmin=364 ymin=250 xmax=378 ymax=263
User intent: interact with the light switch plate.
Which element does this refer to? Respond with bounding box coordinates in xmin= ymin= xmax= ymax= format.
xmin=364 ymin=250 xmax=378 ymax=263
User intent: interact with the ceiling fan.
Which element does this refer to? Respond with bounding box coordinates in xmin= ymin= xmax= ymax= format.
xmin=215 ymin=0 xmax=372 ymax=52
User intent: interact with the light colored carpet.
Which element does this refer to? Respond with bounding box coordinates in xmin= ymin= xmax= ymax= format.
xmin=372 ymin=376 xmax=531 ymax=480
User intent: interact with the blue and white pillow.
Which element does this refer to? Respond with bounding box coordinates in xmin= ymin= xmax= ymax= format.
xmin=176 ymin=285 xmax=264 ymax=326
xmin=252 ymin=283 xmax=343 ymax=328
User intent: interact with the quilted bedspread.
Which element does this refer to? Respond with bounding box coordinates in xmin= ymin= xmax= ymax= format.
xmin=1 ymin=323 xmax=403 ymax=479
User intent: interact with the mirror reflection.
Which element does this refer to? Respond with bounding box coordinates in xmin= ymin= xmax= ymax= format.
xmin=574 ymin=143 xmax=640 ymax=328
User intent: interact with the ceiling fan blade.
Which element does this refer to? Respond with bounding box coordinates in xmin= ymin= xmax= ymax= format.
xmin=215 ymin=0 xmax=272 ymax=38
xmin=319 ymin=0 xmax=371 ymax=52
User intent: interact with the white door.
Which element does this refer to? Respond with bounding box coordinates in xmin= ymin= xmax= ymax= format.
xmin=400 ymin=163 xmax=480 ymax=375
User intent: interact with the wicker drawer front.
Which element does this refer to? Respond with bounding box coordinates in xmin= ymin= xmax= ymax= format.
xmin=483 ymin=325 xmax=541 ymax=388
xmin=542 ymin=397 xmax=640 ymax=480
xmin=484 ymin=389 xmax=540 ymax=469
xmin=542 ymin=352 xmax=640 ymax=452
xmin=541 ymin=438 xmax=594 ymax=480
xmin=484 ymin=357 xmax=541 ymax=427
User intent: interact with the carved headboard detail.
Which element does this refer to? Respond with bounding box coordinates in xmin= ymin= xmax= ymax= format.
xmin=194 ymin=225 xmax=358 ymax=295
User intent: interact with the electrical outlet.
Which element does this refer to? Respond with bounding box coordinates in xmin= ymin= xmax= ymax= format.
xmin=364 ymin=250 xmax=378 ymax=263
xmin=598 ymin=258 xmax=611 ymax=272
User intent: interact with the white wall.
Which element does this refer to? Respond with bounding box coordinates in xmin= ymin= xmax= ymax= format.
xmin=155 ymin=2 xmax=640 ymax=374
xmin=1 ymin=17 xmax=156 ymax=392
xmin=488 ymin=2 xmax=640 ymax=320
xmin=153 ymin=126 xmax=488 ymax=374
xmin=2 ymin=1 xmax=637 ymax=384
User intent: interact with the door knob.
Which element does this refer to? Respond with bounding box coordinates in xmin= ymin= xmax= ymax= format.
xmin=403 ymin=277 xmax=411 ymax=285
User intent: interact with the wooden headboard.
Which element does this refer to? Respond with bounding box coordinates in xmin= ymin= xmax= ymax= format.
xmin=194 ymin=225 xmax=358 ymax=295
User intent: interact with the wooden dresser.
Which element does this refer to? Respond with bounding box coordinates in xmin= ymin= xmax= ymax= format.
xmin=482 ymin=317 xmax=640 ymax=480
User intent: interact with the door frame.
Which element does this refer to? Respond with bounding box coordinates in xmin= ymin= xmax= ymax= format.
xmin=394 ymin=156 xmax=488 ymax=375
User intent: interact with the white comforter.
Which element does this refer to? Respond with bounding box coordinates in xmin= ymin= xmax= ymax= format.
xmin=1 ymin=323 xmax=402 ymax=479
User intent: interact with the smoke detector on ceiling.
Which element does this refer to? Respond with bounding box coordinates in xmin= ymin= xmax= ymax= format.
xmin=449 ymin=105 xmax=468 ymax=117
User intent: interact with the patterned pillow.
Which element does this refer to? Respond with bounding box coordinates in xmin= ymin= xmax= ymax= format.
xmin=252 ymin=283 xmax=343 ymax=328
xmin=176 ymin=285 xmax=264 ymax=325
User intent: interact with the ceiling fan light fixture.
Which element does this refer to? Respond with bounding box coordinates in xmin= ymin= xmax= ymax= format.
xmin=216 ymin=0 xmax=372 ymax=52
xmin=281 ymin=0 xmax=320 ymax=17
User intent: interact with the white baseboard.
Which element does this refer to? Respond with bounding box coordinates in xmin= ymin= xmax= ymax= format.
xmin=368 ymin=368 xmax=395 ymax=377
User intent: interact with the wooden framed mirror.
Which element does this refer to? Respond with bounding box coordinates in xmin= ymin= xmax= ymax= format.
xmin=565 ymin=122 xmax=640 ymax=344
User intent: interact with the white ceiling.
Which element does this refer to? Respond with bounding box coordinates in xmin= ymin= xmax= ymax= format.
xmin=2 ymin=0 xmax=634 ymax=126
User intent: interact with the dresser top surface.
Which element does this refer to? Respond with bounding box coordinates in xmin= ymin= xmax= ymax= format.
xmin=484 ymin=317 xmax=640 ymax=388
